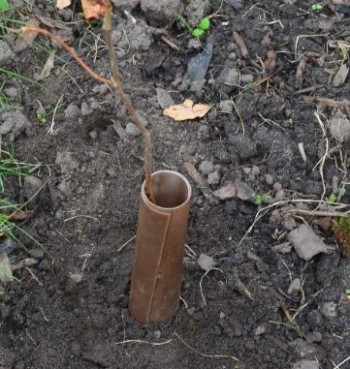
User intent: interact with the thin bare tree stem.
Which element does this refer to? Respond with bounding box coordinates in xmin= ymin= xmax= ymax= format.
xmin=103 ymin=0 xmax=154 ymax=202
xmin=12 ymin=14 xmax=155 ymax=202
xmin=12 ymin=27 xmax=111 ymax=86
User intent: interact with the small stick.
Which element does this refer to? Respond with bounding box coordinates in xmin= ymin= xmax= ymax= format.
xmin=117 ymin=235 xmax=136 ymax=253
xmin=183 ymin=162 xmax=213 ymax=201
xmin=115 ymin=339 xmax=173 ymax=346
xmin=174 ymin=332 xmax=240 ymax=362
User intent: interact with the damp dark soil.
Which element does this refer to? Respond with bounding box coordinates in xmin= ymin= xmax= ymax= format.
xmin=1 ymin=1 xmax=350 ymax=369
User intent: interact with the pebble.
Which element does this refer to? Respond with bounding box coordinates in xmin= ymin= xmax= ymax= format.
xmin=228 ymin=134 xmax=257 ymax=160
xmin=198 ymin=160 xmax=214 ymax=175
xmin=125 ymin=122 xmax=141 ymax=137
xmin=320 ymin=302 xmax=337 ymax=318
xmin=89 ymin=130 xmax=98 ymax=140
xmin=288 ymin=278 xmax=302 ymax=295
xmin=219 ymin=100 xmax=233 ymax=114
xmin=241 ymin=74 xmax=254 ymax=84
xmin=293 ymin=339 xmax=327 ymax=360
xmin=254 ymin=324 xmax=267 ymax=336
xmin=156 ymin=88 xmax=174 ymax=109
xmin=207 ymin=171 xmax=220 ymax=185
xmin=187 ymin=43 xmax=213 ymax=83
xmin=0 ymin=41 xmax=14 ymax=63
xmin=4 ymin=87 xmax=18 ymax=98
xmin=0 ymin=110 xmax=28 ymax=137
xmin=265 ymin=174 xmax=274 ymax=185
xmin=235 ymin=181 xmax=256 ymax=201
xmin=80 ymin=102 xmax=93 ymax=116
xmin=288 ymin=224 xmax=330 ymax=261
xmin=273 ymin=182 xmax=282 ymax=191
xmin=64 ymin=103 xmax=81 ymax=119
xmin=140 ymin=0 xmax=183 ymax=27
xmin=197 ymin=253 xmax=216 ymax=271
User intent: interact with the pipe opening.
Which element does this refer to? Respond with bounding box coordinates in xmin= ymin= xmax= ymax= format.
xmin=151 ymin=171 xmax=191 ymax=209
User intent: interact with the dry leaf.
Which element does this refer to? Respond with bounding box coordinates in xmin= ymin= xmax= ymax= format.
xmin=81 ymin=0 xmax=107 ymax=21
xmin=56 ymin=0 xmax=71 ymax=10
xmin=163 ymin=99 xmax=211 ymax=121
xmin=332 ymin=63 xmax=349 ymax=87
xmin=19 ymin=18 xmax=40 ymax=45
xmin=0 ymin=253 xmax=13 ymax=284
xmin=35 ymin=51 xmax=56 ymax=81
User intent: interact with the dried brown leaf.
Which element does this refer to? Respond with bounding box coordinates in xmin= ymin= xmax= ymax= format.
xmin=163 ymin=99 xmax=211 ymax=121
xmin=56 ymin=0 xmax=71 ymax=10
xmin=81 ymin=0 xmax=107 ymax=21
xmin=332 ymin=63 xmax=349 ymax=87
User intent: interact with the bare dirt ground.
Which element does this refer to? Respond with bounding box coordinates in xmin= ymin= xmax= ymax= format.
xmin=1 ymin=1 xmax=350 ymax=368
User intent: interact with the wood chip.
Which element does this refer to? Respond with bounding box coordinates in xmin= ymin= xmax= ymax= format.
xmin=233 ymin=31 xmax=249 ymax=59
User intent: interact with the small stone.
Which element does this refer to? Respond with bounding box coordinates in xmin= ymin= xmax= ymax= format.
xmin=273 ymin=182 xmax=282 ymax=191
xmin=241 ymin=74 xmax=254 ymax=84
xmin=213 ymin=183 xmax=236 ymax=200
xmin=320 ymin=302 xmax=337 ymax=318
xmin=288 ymin=224 xmax=330 ymax=261
xmin=187 ymin=307 xmax=195 ymax=316
xmin=219 ymin=100 xmax=233 ymax=114
xmin=89 ymin=130 xmax=98 ymax=140
xmin=64 ymin=104 xmax=81 ymax=119
xmin=4 ymin=87 xmax=18 ymax=98
xmin=228 ymin=134 xmax=257 ymax=160
xmin=0 ymin=41 xmax=14 ymax=63
xmin=156 ymin=88 xmax=174 ymax=109
xmin=265 ymin=174 xmax=274 ymax=185
xmin=81 ymin=102 xmax=93 ymax=116
xmin=29 ymin=248 xmax=44 ymax=259
xmin=305 ymin=332 xmax=322 ymax=343
xmin=207 ymin=171 xmax=220 ymax=185
xmin=125 ymin=122 xmax=141 ymax=137
xmin=140 ymin=0 xmax=183 ymax=27
xmin=292 ymin=360 xmax=320 ymax=369
xmin=37 ymin=259 xmax=51 ymax=271
xmin=198 ymin=160 xmax=214 ymax=175
xmin=107 ymin=166 xmax=117 ymax=177
xmin=293 ymin=339 xmax=326 ymax=361
xmin=69 ymin=273 xmax=83 ymax=283
xmin=288 ymin=278 xmax=302 ymax=295
xmin=219 ymin=312 xmax=225 ymax=319
xmin=153 ymin=330 xmax=161 ymax=339
xmin=235 ymin=181 xmax=255 ymax=201
xmin=0 ymin=110 xmax=29 ymax=137
xmin=22 ymin=176 xmax=43 ymax=202
xmin=254 ymin=324 xmax=267 ymax=335
xmin=218 ymin=66 xmax=239 ymax=90
xmin=197 ymin=253 xmax=216 ymax=271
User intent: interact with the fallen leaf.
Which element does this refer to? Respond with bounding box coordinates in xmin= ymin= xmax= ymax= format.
xmin=332 ymin=63 xmax=349 ymax=87
xmin=56 ymin=0 xmax=71 ymax=10
xmin=233 ymin=31 xmax=249 ymax=58
xmin=35 ymin=51 xmax=56 ymax=80
xmin=264 ymin=49 xmax=277 ymax=73
xmin=81 ymin=0 xmax=107 ymax=21
xmin=19 ymin=18 xmax=40 ymax=45
xmin=0 ymin=253 xmax=13 ymax=284
xmin=163 ymin=99 xmax=211 ymax=121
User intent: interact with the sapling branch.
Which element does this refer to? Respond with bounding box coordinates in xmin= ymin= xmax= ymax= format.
xmin=11 ymin=12 xmax=155 ymax=202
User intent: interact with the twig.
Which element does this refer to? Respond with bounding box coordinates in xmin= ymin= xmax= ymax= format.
xmin=199 ymin=268 xmax=224 ymax=306
xmin=115 ymin=339 xmax=173 ymax=346
xmin=117 ymin=235 xmax=136 ymax=253
xmin=183 ymin=162 xmax=214 ymax=202
xmin=12 ymin=6 xmax=155 ymax=203
xmin=333 ymin=355 xmax=350 ymax=369
xmin=313 ymin=110 xmax=329 ymax=204
xmin=174 ymin=332 xmax=240 ymax=362
xmin=102 ymin=0 xmax=154 ymax=202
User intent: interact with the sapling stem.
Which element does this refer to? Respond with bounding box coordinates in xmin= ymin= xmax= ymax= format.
xmin=11 ymin=5 xmax=155 ymax=202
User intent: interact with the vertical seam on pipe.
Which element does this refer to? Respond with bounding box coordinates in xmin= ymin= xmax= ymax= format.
xmin=145 ymin=212 xmax=171 ymax=322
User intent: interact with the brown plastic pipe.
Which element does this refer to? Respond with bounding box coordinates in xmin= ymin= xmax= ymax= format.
xmin=129 ymin=170 xmax=191 ymax=323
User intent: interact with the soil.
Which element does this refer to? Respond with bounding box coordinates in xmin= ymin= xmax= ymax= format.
xmin=1 ymin=1 xmax=350 ymax=369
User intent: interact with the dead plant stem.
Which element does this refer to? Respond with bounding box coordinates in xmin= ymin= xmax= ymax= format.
xmin=12 ymin=6 xmax=155 ymax=202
